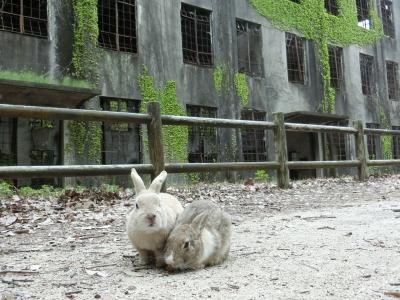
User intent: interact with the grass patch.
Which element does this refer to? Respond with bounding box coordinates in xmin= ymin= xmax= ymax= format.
xmin=0 ymin=70 xmax=92 ymax=89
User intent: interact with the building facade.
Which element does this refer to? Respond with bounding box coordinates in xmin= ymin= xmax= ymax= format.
xmin=0 ymin=0 xmax=399 ymax=186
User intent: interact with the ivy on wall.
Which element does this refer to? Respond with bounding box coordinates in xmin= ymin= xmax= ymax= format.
xmin=249 ymin=0 xmax=384 ymax=112
xmin=67 ymin=0 xmax=103 ymax=163
xmin=138 ymin=67 xmax=188 ymax=163
xmin=213 ymin=63 xmax=250 ymax=107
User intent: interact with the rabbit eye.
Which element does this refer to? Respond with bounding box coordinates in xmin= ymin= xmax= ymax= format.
xmin=183 ymin=241 xmax=190 ymax=250
xmin=135 ymin=203 xmax=139 ymax=209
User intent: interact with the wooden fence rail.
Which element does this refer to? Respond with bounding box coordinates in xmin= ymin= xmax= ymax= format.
xmin=1 ymin=102 xmax=400 ymax=188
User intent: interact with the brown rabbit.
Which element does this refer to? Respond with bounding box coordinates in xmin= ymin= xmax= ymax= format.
xmin=164 ymin=200 xmax=232 ymax=271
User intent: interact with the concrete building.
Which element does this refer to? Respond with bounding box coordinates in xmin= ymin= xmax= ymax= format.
xmin=0 ymin=0 xmax=399 ymax=186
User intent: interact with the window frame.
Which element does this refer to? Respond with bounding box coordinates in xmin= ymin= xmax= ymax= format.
xmin=236 ymin=19 xmax=264 ymax=78
xmin=324 ymin=0 xmax=339 ymax=16
xmin=386 ymin=61 xmax=399 ymax=101
xmin=285 ymin=32 xmax=306 ymax=84
xmin=328 ymin=45 xmax=343 ymax=90
xmin=240 ymin=109 xmax=267 ymax=162
xmin=392 ymin=126 xmax=400 ymax=159
xmin=380 ymin=0 xmax=395 ymax=38
xmin=360 ymin=53 xmax=375 ymax=96
xmin=366 ymin=123 xmax=381 ymax=159
xmin=98 ymin=0 xmax=138 ymax=54
xmin=356 ymin=0 xmax=372 ymax=29
xmin=0 ymin=0 xmax=48 ymax=38
xmin=180 ymin=3 xmax=213 ymax=67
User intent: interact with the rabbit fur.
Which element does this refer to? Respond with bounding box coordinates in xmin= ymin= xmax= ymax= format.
xmin=164 ymin=200 xmax=232 ymax=271
xmin=126 ymin=168 xmax=183 ymax=267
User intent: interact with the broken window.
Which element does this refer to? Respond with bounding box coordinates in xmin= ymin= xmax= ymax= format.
xmin=366 ymin=123 xmax=380 ymax=159
xmin=0 ymin=0 xmax=47 ymax=37
xmin=286 ymin=33 xmax=305 ymax=84
xmin=386 ymin=61 xmax=399 ymax=100
xmin=236 ymin=19 xmax=263 ymax=77
xmin=241 ymin=110 xmax=267 ymax=162
xmin=328 ymin=46 xmax=343 ymax=90
xmin=356 ymin=0 xmax=371 ymax=29
xmin=187 ymin=105 xmax=218 ymax=163
xmin=392 ymin=126 xmax=400 ymax=159
xmin=102 ymin=98 xmax=141 ymax=165
xmin=98 ymin=0 xmax=137 ymax=53
xmin=0 ymin=117 xmax=16 ymax=166
xmin=325 ymin=0 xmax=339 ymax=16
xmin=360 ymin=54 xmax=375 ymax=96
xmin=181 ymin=4 xmax=212 ymax=67
xmin=381 ymin=0 xmax=395 ymax=38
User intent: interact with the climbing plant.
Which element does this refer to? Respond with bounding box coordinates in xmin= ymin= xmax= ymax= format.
xmin=67 ymin=0 xmax=103 ymax=163
xmin=234 ymin=73 xmax=250 ymax=107
xmin=249 ymin=0 xmax=384 ymax=112
xmin=138 ymin=67 xmax=188 ymax=163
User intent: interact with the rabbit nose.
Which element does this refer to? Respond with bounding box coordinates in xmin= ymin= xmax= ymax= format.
xmin=147 ymin=214 xmax=156 ymax=222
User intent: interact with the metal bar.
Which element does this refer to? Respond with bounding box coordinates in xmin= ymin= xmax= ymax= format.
xmin=161 ymin=115 xmax=275 ymax=129
xmin=285 ymin=122 xmax=357 ymax=134
xmin=165 ymin=162 xmax=280 ymax=173
xmin=367 ymin=160 xmax=400 ymax=166
xmin=287 ymin=160 xmax=360 ymax=169
xmin=0 ymin=104 xmax=151 ymax=124
xmin=0 ymin=164 xmax=154 ymax=179
xmin=364 ymin=128 xmax=400 ymax=135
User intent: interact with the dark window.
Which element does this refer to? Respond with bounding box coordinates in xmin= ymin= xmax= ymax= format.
xmin=187 ymin=105 xmax=218 ymax=163
xmin=0 ymin=0 xmax=47 ymax=38
xmin=102 ymin=98 xmax=142 ymax=164
xmin=98 ymin=0 xmax=137 ymax=53
xmin=328 ymin=46 xmax=343 ymax=90
xmin=381 ymin=0 xmax=395 ymax=38
xmin=236 ymin=19 xmax=263 ymax=77
xmin=325 ymin=0 xmax=339 ymax=16
xmin=392 ymin=126 xmax=400 ymax=159
xmin=181 ymin=4 xmax=212 ymax=66
xmin=386 ymin=61 xmax=399 ymax=100
xmin=366 ymin=123 xmax=380 ymax=159
xmin=0 ymin=117 xmax=16 ymax=166
xmin=356 ymin=0 xmax=371 ymax=29
xmin=241 ymin=110 xmax=267 ymax=162
xmin=30 ymin=149 xmax=55 ymax=187
xmin=328 ymin=121 xmax=348 ymax=161
xmin=286 ymin=33 xmax=305 ymax=84
xmin=360 ymin=54 xmax=375 ymax=95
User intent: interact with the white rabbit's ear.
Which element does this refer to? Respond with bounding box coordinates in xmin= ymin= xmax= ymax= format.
xmin=148 ymin=171 xmax=167 ymax=193
xmin=191 ymin=212 xmax=208 ymax=230
xmin=131 ymin=168 xmax=146 ymax=195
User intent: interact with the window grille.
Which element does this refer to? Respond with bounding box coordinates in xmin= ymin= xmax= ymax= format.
xmin=381 ymin=0 xmax=395 ymax=38
xmin=360 ymin=54 xmax=375 ymax=95
xmin=0 ymin=117 xmax=16 ymax=166
xmin=187 ymin=105 xmax=218 ymax=163
xmin=241 ymin=110 xmax=267 ymax=162
xmin=286 ymin=33 xmax=305 ymax=84
xmin=328 ymin=46 xmax=343 ymax=90
xmin=181 ymin=4 xmax=212 ymax=66
xmin=386 ymin=61 xmax=399 ymax=100
xmin=325 ymin=0 xmax=339 ymax=16
xmin=366 ymin=123 xmax=380 ymax=159
xmin=392 ymin=126 xmax=400 ymax=159
xmin=236 ymin=19 xmax=263 ymax=77
xmin=0 ymin=0 xmax=47 ymax=38
xmin=356 ymin=0 xmax=371 ymax=29
xmin=98 ymin=0 xmax=137 ymax=53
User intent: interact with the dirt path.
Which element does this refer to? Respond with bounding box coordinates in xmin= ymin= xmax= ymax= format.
xmin=1 ymin=176 xmax=400 ymax=299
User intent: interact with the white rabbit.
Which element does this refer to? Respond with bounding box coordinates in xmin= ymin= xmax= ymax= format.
xmin=126 ymin=168 xmax=183 ymax=267
xmin=164 ymin=200 xmax=232 ymax=271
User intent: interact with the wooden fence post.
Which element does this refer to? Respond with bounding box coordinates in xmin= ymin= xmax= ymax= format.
xmin=273 ymin=113 xmax=290 ymax=188
xmin=354 ymin=120 xmax=368 ymax=181
xmin=146 ymin=102 xmax=165 ymax=186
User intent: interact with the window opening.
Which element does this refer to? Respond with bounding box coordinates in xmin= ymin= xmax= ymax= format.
xmin=386 ymin=61 xmax=399 ymax=100
xmin=328 ymin=45 xmax=343 ymax=90
xmin=286 ymin=33 xmax=305 ymax=84
xmin=241 ymin=110 xmax=267 ymax=162
xmin=360 ymin=54 xmax=375 ymax=95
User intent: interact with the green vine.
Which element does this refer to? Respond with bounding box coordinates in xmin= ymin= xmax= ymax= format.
xmin=138 ymin=67 xmax=188 ymax=163
xmin=234 ymin=73 xmax=250 ymax=106
xmin=213 ymin=64 xmax=224 ymax=95
xmin=67 ymin=0 xmax=103 ymax=163
xmin=250 ymin=0 xmax=383 ymax=112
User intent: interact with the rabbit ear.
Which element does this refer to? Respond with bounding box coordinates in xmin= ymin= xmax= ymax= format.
xmin=130 ymin=168 xmax=146 ymax=195
xmin=191 ymin=212 xmax=208 ymax=230
xmin=148 ymin=171 xmax=167 ymax=193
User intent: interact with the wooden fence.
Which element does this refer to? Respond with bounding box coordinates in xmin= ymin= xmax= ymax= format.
xmin=1 ymin=101 xmax=400 ymax=189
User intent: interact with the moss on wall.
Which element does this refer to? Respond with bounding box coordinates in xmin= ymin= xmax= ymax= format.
xmin=138 ymin=67 xmax=188 ymax=163
xmin=250 ymin=0 xmax=383 ymax=112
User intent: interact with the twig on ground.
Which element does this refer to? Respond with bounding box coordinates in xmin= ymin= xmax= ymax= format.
xmin=0 ymin=270 xmax=39 ymax=275
xmin=299 ymin=263 xmax=319 ymax=272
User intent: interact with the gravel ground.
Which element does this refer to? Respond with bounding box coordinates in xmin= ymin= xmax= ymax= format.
xmin=1 ymin=175 xmax=400 ymax=300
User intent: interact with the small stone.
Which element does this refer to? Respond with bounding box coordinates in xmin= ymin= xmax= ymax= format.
xmin=94 ymin=294 xmax=101 ymax=299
